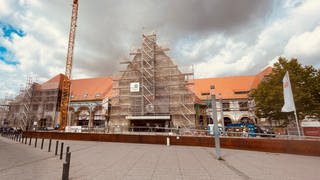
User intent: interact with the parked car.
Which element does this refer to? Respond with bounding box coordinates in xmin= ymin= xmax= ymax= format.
xmin=255 ymin=126 xmax=276 ymax=137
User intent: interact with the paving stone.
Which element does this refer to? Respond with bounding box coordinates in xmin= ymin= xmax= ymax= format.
xmin=1 ymin=136 xmax=320 ymax=180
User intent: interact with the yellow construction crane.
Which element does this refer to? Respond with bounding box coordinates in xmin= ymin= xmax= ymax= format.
xmin=59 ymin=0 xmax=79 ymax=130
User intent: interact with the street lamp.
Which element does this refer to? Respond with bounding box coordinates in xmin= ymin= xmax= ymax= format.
xmin=210 ymin=85 xmax=222 ymax=159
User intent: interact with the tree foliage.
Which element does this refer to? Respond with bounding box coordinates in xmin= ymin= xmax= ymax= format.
xmin=250 ymin=57 xmax=320 ymax=124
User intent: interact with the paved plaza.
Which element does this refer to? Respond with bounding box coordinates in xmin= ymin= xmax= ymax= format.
xmin=1 ymin=136 xmax=320 ymax=180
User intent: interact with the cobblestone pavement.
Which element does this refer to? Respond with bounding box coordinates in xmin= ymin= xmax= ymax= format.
xmin=1 ymin=136 xmax=320 ymax=180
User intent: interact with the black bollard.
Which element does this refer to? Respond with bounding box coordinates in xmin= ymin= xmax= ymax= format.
xmin=66 ymin=146 xmax=70 ymax=159
xmin=35 ymin=137 xmax=38 ymax=148
xmin=25 ymin=137 xmax=27 ymax=144
xmin=55 ymin=141 xmax=59 ymax=155
xmin=48 ymin=139 xmax=52 ymax=152
xmin=60 ymin=142 xmax=64 ymax=160
xmin=62 ymin=162 xmax=68 ymax=180
xmin=63 ymin=152 xmax=72 ymax=180
xmin=29 ymin=137 xmax=32 ymax=145
xmin=41 ymin=138 xmax=44 ymax=149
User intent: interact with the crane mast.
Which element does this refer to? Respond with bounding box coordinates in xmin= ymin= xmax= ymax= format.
xmin=59 ymin=0 xmax=79 ymax=130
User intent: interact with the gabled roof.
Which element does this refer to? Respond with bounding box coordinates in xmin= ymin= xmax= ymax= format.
xmin=37 ymin=67 xmax=271 ymax=102
xmin=190 ymin=67 xmax=272 ymax=100
xmin=251 ymin=67 xmax=272 ymax=89
xmin=37 ymin=74 xmax=113 ymax=101
xmin=70 ymin=77 xmax=113 ymax=101
xmin=190 ymin=76 xmax=256 ymax=100
xmin=38 ymin=74 xmax=65 ymax=90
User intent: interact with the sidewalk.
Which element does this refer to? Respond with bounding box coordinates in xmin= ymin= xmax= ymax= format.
xmin=1 ymin=136 xmax=320 ymax=180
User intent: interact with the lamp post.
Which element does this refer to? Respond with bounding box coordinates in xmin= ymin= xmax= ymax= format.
xmin=219 ymin=93 xmax=225 ymax=135
xmin=210 ymin=85 xmax=222 ymax=159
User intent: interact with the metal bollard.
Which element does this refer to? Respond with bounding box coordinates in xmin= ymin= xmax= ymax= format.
xmin=62 ymin=162 xmax=68 ymax=180
xmin=60 ymin=142 xmax=64 ymax=160
xmin=25 ymin=137 xmax=27 ymax=144
xmin=166 ymin=137 xmax=170 ymax=146
xmin=66 ymin=146 xmax=70 ymax=159
xmin=35 ymin=137 xmax=38 ymax=148
xmin=62 ymin=152 xmax=72 ymax=180
xmin=41 ymin=138 xmax=44 ymax=150
xmin=29 ymin=137 xmax=32 ymax=145
xmin=55 ymin=141 xmax=59 ymax=155
xmin=48 ymin=139 xmax=52 ymax=152
xmin=66 ymin=152 xmax=71 ymax=169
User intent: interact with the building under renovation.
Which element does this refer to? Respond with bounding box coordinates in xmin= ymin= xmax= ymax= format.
xmin=2 ymin=34 xmax=272 ymax=132
xmin=110 ymin=34 xmax=197 ymax=131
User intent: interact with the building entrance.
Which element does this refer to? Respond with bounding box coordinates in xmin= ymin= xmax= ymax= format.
xmin=130 ymin=119 xmax=170 ymax=132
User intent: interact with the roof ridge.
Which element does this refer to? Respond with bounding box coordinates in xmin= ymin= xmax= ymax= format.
xmin=193 ymin=75 xmax=255 ymax=80
xmin=71 ymin=76 xmax=112 ymax=81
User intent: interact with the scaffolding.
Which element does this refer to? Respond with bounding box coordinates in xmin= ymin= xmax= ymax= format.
xmin=16 ymin=75 xmax=35 ymax=131
xmin=0 ymin=96 xmax=12 ymax=127
xmin=111 ymin=34 xmax=196 ymax=131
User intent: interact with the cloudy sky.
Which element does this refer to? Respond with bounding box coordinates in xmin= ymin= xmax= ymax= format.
xmin=0 ymin=0 xmax=320 ymax=98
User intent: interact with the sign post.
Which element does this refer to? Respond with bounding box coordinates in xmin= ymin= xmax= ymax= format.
xmin=211 ymin=85 xmax=222 ymax=159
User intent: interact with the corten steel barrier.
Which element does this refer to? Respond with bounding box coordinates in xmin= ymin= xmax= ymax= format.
xmin=23 ymin=131 xmax=320 ymax=156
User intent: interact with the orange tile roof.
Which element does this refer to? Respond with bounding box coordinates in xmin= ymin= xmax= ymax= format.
xmin=190 ymin=76 xmax=256 ymax=100
xmin=39 ymin=67 xmax=271 ymax=102
xmin=38 ymin=74 xmax=113 ymax=101
xmin=38 ymin=74 xmax=64 ymax=90
xmin=70 ymin=77 xmax=113 ymax=101
xmin=251 ymin=67 xmax=272 ymax=89
xmin=190 ymin=67 xmax=272 ymax=100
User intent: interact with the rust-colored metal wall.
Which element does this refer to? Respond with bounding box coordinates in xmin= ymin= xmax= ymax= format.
xmin=23 ymin=132 xmax=320 ymax=156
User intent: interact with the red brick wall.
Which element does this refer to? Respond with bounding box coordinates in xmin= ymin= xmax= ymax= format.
xmin=23 ymin=132 xmax=320 ymax=156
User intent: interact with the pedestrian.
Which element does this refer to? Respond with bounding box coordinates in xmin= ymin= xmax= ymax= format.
xmin=242 ymin=128 xmax=247 ymax=137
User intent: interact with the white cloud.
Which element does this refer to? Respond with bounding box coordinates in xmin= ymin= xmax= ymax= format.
xmin=0 ymin=0 xmax=320 ymax=98
xmin=0 ymin=61 xmax=16 ymax=72
xmin=194 ymin=38 xmax=249 ymax=77
xmin=284 ymin=25 xmax=320 ymax=65
xmin=0 ymin=0 xmax=12 ymax=16
xmin=193 ymin=0 xmax=320 ymax=78
xmin=0 ymin=0 xmax=68 ymax=97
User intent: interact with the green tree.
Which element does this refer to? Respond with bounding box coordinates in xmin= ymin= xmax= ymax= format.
xmin=250 ymin=57 xmax=320 ymax=125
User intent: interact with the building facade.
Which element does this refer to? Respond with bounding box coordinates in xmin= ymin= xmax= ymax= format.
xmin=2 ymin=35 xmax=271 ymax=132
xmin=191 ymin=67 xmax=272 ymax=127
xmin=110 ymin=34 xmax=196 ymax=132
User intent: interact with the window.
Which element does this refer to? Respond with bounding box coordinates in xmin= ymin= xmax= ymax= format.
xmin=201 ymin=92 xmax=210 ymax=96
xmin=222 ymin=102 xmax=230 ymax=111
xmin=239 ymin=101 xmax=249 ymax=111
xmin=32 ymin=104 xmax=39 ymax=111
xmin=45 ymin=104 xmax=54 ymax=111
xmin=234 ymin=91 xmax=249 ymax=95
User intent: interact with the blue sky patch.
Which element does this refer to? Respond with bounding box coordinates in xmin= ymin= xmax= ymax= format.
xmin=0 ymin=22 xmax=25 ymax=40
xmin=0 ymin=22 xmax=24 ymax=66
